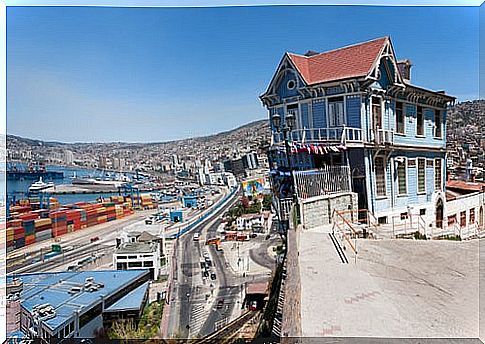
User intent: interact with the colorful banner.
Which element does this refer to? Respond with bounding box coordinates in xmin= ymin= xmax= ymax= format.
xmin=241 ymin=177 xmax=266 ymax=197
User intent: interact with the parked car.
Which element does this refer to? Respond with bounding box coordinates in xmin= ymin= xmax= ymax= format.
xmin=250 ymin=233 xmax=258 ymax=239
xmin=216 ymin=298 xmax=224 ymax=309
xmin=203 ymin=270 xmax=209 ymax=278
xmin=200 ymin=261 xmax=207 ymax=269
xmin=193 ymin=233 xmax=200 ymax=242
xmin=210 ymin=273 xmax=217 ymax=280
xmin=90 ymin=237 xmax=99 ymax=243
xmin=205 ymin=259 xmax=213 ymax=267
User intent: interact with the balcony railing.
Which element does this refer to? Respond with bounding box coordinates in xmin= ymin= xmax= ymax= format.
xmin=369 ymin=129 xmax=394 ymax=145
xmin=274 ymin=127 xmax=364 ymax=145
xmin=272 ymin=127 xmax=397 ymax=146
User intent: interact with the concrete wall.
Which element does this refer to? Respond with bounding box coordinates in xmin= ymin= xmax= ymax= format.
xmin=445 ymin=192 xmax=485 ymax=231
xmin=301 ymin=192 xmax=358 ymax=229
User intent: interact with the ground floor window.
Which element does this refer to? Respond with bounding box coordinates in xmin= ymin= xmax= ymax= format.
xmin=460 ymin=211 xmax=466 ymax=228
xmin=448 ymin=214 xmax=457 ymax=226
xmin=375 ymin=156 xmax=386 ymax=197
xmin=470 ymin=208 xmax=475 ymax=224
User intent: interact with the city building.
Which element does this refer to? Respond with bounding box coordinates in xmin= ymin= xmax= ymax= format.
xmin=260 ymin=36 xmax=455 ymax=231
xmin=8 ymin=270 xmax=150 ymax=340
xmin=63 ymin=150 xmax=74 ymax=165
xmin=114 ymin=241 xmax=161 ymax=280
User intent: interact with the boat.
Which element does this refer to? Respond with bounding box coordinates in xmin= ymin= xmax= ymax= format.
xmin=28 ymin=177 xmax=54 ymax=192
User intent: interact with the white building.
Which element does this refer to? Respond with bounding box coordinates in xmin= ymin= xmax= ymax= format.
xmin=113 ymin=223 xmax=166 ymax=280
xmin=236 ymin=213 xmax=263 ymax=231
xmin=64 ymin=150 xmax=74 ymax=165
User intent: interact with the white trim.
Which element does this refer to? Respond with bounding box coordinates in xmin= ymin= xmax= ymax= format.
xmin=434 ymin=158 xmax=443 ymax=192
xmin=374 ymin=155 xmax=388 ymax=198
xmin=417 ymin=157 xmax=427 ymax=195
xmin=396 ymin=156 xmax=408 ymax=196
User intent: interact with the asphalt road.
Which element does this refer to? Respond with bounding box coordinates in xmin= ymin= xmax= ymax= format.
xmin=168 ymin=188 xmax=244 ymax=338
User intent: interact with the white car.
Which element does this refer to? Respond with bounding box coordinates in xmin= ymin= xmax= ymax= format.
xmin=203 ymin=252 xmax=210 ymax=259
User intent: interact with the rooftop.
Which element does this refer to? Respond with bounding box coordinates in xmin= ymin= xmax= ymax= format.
xmin=116 ymin=241 xmax=158 ymax=254
xmin=7 ymin=269 xmax=149 ymax=332
xmin=446 ymin=180 xmax=485 ymax=194
xmin=104 ymin=282 xmax=149 ymax=312
xmin=288 ymin=37 xmax=387 ymax=85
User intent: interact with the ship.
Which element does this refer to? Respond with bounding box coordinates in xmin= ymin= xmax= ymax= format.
xmin=7 ymin=162 xmax=63 ymax=181
xmin=28 ymin=177 xmax=55 ymax=192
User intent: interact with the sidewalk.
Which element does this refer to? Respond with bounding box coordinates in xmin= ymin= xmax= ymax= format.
xmin=220 ymin=241 xmax=270 ymax=276
xmin=298 ymin=230 xmax=479 ymax=337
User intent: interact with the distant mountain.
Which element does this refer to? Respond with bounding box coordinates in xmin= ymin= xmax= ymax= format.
xmin=7 ymin=119 xmax=269 ymax=148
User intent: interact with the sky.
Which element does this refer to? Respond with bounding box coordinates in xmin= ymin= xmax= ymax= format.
xmin=6 ymin=5 xmax=480 ymax=143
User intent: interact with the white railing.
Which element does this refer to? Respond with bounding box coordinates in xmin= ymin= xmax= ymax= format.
xmin=293 ymin=166 xmax=351 ymax=200
xmin=370 ymin=129 xmax=394 ymax=145
xmin=289 ymin=127 xmax=363 ymax=144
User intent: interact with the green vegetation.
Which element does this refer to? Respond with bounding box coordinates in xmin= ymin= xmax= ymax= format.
xmin=227 ymin=196 xmax=262 ymax=219
xmin=160 ymin=256 xmax=167 ymax=267
xmin=412 ymin=231 xmax=428 ymax=240
xmin=108 ymin=301 xmax=164 ymax=339
xmin=262 ymin=194 xmax=272 ymax=211
xmin=437 ymin=234 xmax=462 ymax=241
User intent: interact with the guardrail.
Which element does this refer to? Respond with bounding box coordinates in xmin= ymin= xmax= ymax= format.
xmin=200 ymin=310 xmax=259 ymax=344
xmin=168 ymin=186 xmax=239 ymax=239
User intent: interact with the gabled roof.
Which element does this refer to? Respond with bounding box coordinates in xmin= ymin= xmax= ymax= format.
xmin=287 ymin=37 xmax=388 ymax=86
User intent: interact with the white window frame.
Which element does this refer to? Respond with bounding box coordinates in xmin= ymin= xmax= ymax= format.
xmin=434 ymin=158 xmax=442 ymax=191
xmin=417 ymin=157 xmax=426 ymax=194
xmin=434 ymin=109 xmax=443 ymax=139
xmin=374 ymin=155 xmax=387 ymax=198
xmin=327 ymin=96 xmax=346 ymax=127
xmin=371 ymin=96 xmax=383 ymax=130
xmin=395 ymin=100 xmax=405 ymax=135
xmin=396 ymin=157 xmax=408 ymax=196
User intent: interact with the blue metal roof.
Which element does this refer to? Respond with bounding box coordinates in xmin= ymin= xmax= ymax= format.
xmin=7 ymin=269 xmax=149 ymax=332
xmin=105 ymin=282 xmax=149 ymax=312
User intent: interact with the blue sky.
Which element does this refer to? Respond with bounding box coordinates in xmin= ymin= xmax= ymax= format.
xmin=7 ymin=5 xmax=479 ymax=143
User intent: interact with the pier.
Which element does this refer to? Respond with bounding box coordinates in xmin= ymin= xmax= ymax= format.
xmin=42 ymin=184 xmax=157 ymax=195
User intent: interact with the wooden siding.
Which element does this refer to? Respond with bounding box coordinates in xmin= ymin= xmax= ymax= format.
xmin=346 ymin=95 xmax=361 ymax=127
xmin=312 ymin=99 xmax=326 ymax=129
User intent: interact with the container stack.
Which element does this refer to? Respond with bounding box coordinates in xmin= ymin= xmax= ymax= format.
xmin=7 ymin=194 xmax=142 ymax=251
xmin=34 ymin=218 xmax=53 ymax=242
xmin=50 ymin=210 xmax=67 ymax=238
xmin=23 ymin=219 xmax=36 ymax=246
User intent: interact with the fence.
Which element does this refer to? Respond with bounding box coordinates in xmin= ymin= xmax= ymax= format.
xmin=293 ymin=166 xmax=351 ymax=200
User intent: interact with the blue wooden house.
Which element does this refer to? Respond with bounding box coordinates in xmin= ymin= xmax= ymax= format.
xmin=260 ymin=37 xmax=455 ymax=229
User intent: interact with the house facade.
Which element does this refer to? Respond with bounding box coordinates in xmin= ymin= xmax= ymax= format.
xmin=260 ymin=37 xmax=455 ymax=229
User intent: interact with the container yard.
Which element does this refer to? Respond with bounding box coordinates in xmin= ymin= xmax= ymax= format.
xmin=6 ymin=194 xmax=157 ymax=252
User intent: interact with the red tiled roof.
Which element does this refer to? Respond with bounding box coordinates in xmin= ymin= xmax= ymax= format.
xmin=446 ymin=180 xmax=485 ymax=193
xmin=287 ymin=37 xmax=388 ymax=85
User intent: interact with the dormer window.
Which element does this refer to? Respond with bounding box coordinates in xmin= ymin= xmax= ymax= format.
xmin=287 ymin=80 xmax=296 ymax=90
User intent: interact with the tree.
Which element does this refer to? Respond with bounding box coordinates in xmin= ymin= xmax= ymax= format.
xmin=241 ymin=196 xmax=250 ymax=209
xmin=262 ymin=194 xmax=273 ymax=211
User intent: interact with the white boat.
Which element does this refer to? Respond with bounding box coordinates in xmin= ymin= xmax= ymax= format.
xmin=28 ymin=177 xmax=54 ymax=192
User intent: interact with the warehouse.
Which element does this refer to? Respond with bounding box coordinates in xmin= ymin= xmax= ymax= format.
xmin=8 ymin=269 xmax=150 ymax=340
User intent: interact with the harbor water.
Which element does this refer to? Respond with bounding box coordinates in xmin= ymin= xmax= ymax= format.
xmin=7 ymin=164 xmax=130 ymax=205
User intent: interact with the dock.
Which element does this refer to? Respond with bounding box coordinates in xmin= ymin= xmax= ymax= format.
xmin=43 ymin=184 xmax=119 ymax=194
xmin=42 ymin=184 xmax=158 ymax=195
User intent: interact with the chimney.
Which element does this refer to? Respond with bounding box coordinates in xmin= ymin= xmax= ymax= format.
xmin=304 ymin=50 xmax=319 ymax=57
xmin=397 ymin=59 xmax=412 ymax=83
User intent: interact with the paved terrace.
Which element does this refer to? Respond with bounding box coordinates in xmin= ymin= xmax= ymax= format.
xmin=298 ymin=226 xmax=479 ymax=338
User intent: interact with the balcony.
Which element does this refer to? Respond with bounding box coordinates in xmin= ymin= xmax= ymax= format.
xmin=369 ymin=129 xmax=394 ymax=145
xmin=273 ymin=127 xmax=364 ymax=145
xmin=272 ymin=126 xmax=397 ymax=147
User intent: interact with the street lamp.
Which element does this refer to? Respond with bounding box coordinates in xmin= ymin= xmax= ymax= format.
xmin=271 ymin=112 xmax=295 ymax=169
